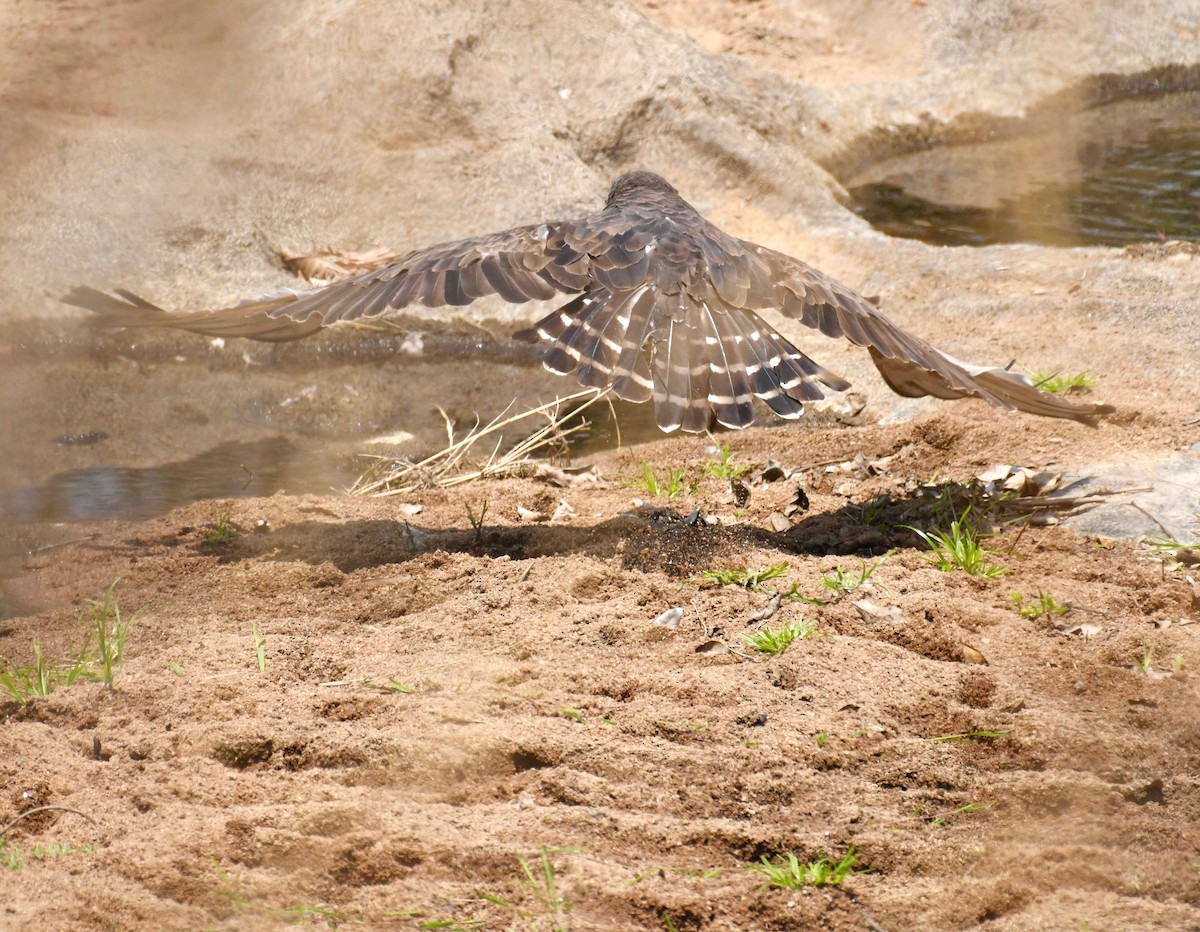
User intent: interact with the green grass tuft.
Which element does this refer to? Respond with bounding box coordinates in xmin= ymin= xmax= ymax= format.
xmin=1145 ymin=535 xmax=1200 ymax=571
xmin=743 ymin=618 xmax=816 ymax=655
xmin=1010 ymin=591 xmax=1069 ymax=620
xmin=368 ymin=678 xmax=417 ymax=693
xmin=204 ymin=512 xmax=237 ymax=545
xmin=809 ymin=554 xmax=891 ymax=601
xmin=0 ymin=838 xmax=97 ymax=871
xmin=704 ymin=443 xmax=751 ymax=480
xmin=633 ymin=462 xmax=693 ymax=498
xmin=696 ymin=562 xmax=789 ymax=591
xmin=251 ymin=623 xmax=267 ymax=673
xmin=1031 ymin=369 xmax=1097 ymax=396
xmin=1135 ymin=638 xmax=1156 ymax=676
xmin=931 ymin=729 xmax=1010 ymax=743
xmin=748 ymin=848 xmax=871 ymax=889
xmin=0 ymin=579 xmax=133 ymax=703
xmin=211 ymin=857 xmax=343 ymax=925
xmin=905 ymin=509 xmax=1007 ymax=578
xmin=480 ymin=847 xmax=573 ymax=931
xmin=929 ymin=802 xmax=993 ymax=827
xmin=86 ymin=579 xmax=131 ymax=690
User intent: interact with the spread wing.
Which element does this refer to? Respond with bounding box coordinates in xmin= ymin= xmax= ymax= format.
xmin=749 ymin=242 xmax=1115 ymax=424
xmin=64 ymin=222 xmax=598 ymax=342
xmin=65 ymin=178 xmax=1113 ymax=431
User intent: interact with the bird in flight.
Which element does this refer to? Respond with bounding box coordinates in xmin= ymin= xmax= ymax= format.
xmin=67 ymin=171 xmax=1112 ymax=432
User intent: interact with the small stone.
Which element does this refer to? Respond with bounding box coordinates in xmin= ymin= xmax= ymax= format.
xmin=651 ymin=607 xmax=683 ymax=630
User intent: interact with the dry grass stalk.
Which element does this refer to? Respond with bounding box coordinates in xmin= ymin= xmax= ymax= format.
xmin=280 ymin=246 xmax=403 ymax=283
xmin=350 ymin=388 xmax=612 ymax=497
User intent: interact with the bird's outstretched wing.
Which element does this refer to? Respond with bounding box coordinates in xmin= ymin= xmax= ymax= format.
xmin=67 ymin=169 xmax=1114 ymax=431
xmin=65 ymin=223 xmax=597 ymax=341
xmin=750 ymin=242 xmax=1115 ymax=424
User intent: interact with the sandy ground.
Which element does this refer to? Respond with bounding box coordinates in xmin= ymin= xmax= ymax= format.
xmin=2 ymin=1 xmax=1200 ymax=930
xmin=3 ymin=413 xmax=1200 ymax=931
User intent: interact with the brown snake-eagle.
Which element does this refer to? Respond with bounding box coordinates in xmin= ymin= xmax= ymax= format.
xmin=66 ymin=171 xmax=1112 ymax=432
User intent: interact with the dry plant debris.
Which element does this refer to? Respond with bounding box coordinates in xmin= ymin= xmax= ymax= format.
xmin=279 ymin=246 xmax=404 ymax=283
xmin=350 ymin=389 xmax=610 ymax=497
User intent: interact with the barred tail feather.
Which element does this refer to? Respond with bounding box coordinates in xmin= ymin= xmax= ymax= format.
xmin=514 ymin=289 xmax=659 ymax=403
xmin=701 ymin=304 xmax=755 ymax=428
xmin=652 ymin=312 xmax=712 ymax=433
xmin=572 ymin=287 xmax=651 ymax=389
xmin=512 ymin=294 xmax=592 ymax=374
xmin=717 ymin=309 xmax=805 ymax=420
xmin=608 ymin=289 xmax=657 ymax=403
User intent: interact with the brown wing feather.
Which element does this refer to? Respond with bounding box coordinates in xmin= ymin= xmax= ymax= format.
xmin=67 ymin=223 xmax=592 ymax=341
xmin=62 ymin=286 xmax=327 ymax=341
xmin=747 ymin=242 xmax=1114 ymax=424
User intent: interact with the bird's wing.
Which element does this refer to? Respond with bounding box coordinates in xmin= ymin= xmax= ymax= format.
xmin=65 ymin=222 xmax=598 ymax=342
xmin=749 ymin=241 xmax=1115 ymax=424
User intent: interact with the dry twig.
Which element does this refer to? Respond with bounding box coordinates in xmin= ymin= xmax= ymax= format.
xmin=350 ymin=388 xmax=610 ymax=497
xmin=0 ymin=806 xmax=99 ymax=839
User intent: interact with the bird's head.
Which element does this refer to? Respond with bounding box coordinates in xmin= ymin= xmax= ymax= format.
xmin=606 ymin=171 xmax=680 ymax=206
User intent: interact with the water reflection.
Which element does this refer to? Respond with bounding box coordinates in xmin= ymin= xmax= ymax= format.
xmin=0 ymin=437 xmax=352 ymax=523
xmin=0 ymin=400 xmax=721 ymax=527
xmin=845 ymin=90 xmax=1200 ymax=247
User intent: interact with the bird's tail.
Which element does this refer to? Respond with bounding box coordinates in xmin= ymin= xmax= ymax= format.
xmin=515 ymin=292 xmax=849 ymax=431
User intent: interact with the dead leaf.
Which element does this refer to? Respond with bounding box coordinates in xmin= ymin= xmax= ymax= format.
xmin=516 ymin=505 xmax=549 ymax=522
xmin=783 ymin=487 xmax=810 ymax=517
xmin=810 ymin=392 xmax=867 ymax=420
xmin=978 ymin=464 xmax=1064 ymax=497
xmin=832 ymin=451 xmax=893 ymax=479
xmin=977 ymin=465 xmax=1013 ymax=484
xmin=760 ymin=461 xmax=789 ymax=482
xmin=748 ymin=593 xmax=782 ymax=623
xmin=767 ymin=512 xmax=791 ymax=533
xmin=532 ymin=463 xmax=601 ymax=487
xmin=1057 ymin=621 xmax=1103 ymax=638
xmin=961 ymin=643 xmax=988 ymax=665
xmin=1175 ymin=547 xmax=1200 ymax=567
xmin=853 ymin=600 xmax=905 ymax=624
